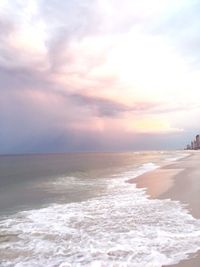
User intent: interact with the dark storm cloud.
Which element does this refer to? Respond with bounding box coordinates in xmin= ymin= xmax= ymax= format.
xmin=59 ymin=91 xmax=197 ymax=118
xmin=69 ymin=93 xmax=197 ymax=118
xmin=68 ymin=93 xmax=130 ymax=117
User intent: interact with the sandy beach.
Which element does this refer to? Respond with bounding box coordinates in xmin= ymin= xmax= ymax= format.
xmin=129 ymin=151 xmax=200 ymax=267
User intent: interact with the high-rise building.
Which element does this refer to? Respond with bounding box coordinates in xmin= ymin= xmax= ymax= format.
xmin=194 ymin=140 xmax=197 ymax=150
xmin=186 ymin=144 xmax=191 ymax=150
xmin=191 ymin=141 xmax=194 ymax=150
xmin=196 ymin=135 xmax=200 ymax=149
xmin=185 ymin=134 xmax=200 ymax=150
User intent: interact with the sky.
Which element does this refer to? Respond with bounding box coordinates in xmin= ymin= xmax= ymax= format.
xmin=1 ymin=0 xmax=200 ymax=153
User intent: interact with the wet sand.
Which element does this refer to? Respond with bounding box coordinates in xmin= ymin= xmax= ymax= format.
xmin=128 ymin=152 xmax=200 ymax=267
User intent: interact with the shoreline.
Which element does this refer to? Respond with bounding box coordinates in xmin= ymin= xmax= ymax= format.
xmin=128 ymin=152 xmax=200 ymax=267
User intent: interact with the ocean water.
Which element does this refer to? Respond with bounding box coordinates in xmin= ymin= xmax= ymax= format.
xmin=0 ymin=151 xmax=200 ymax=267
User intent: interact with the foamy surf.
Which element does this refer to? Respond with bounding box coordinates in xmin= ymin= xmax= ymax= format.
xmin=0 ymin=161 xmax=200 ymax=267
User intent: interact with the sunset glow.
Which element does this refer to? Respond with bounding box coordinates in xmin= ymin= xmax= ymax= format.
xmin=1 ymin=0 xmax=200 ymax=153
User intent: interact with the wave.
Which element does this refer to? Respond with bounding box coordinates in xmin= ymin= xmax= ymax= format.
xmin=0 ymin=161 xmax=200 ymax=267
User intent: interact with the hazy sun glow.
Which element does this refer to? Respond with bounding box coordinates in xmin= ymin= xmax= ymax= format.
xmin=1 ymin=0 xmax=200 ymax=152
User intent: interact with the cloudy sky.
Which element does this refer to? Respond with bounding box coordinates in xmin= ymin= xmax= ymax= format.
xmin=1 ymin=0 xmax=200 ymax=153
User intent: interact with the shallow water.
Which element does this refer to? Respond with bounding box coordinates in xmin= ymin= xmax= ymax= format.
xmin=1 ymin=151 xmax=200 ymax=266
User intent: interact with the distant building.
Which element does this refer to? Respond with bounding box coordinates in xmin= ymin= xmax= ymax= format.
xmin=194 ymin=140 xmax=197 ymax=150
xmin=191 ymin=141 xmax=194 ymax=150
xmin=186 ymin=134 xmax=200 ymax=150
xmin=186 ymin=144 xmax=191 ymax=150
xmin=196 ymin=135 xmax=200 ymax=149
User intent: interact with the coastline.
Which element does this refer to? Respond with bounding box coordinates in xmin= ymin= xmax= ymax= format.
xmin=128 ymin=151 xmax=200 ymax=267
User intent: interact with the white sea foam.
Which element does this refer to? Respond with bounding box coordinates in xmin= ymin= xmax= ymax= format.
xmin=165 ymin=153 xmax=190 ymax=162
xmin=0 ymin=162 xmax=200 ymax=267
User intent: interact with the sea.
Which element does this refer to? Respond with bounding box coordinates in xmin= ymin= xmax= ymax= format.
xmin=0 ymin=151 xmax=200 ymax=267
